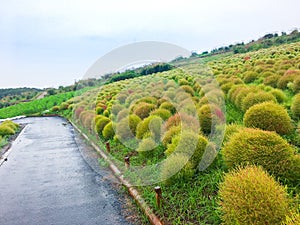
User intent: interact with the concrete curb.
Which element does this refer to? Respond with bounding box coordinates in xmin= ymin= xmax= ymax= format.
xmin=70 ymin=121 xmax=164 ymax=225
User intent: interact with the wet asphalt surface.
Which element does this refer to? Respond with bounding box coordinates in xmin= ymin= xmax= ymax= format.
xmin=0 ymin=117 xmax=133 ymax=225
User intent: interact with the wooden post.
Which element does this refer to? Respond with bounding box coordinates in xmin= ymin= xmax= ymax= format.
xmin=105 ymin=142 xmax=110 ymax=153
xmin=154 ymin=186 xmax=162 ymax=208
xmin=124 ymin=156 xmax=130 ymax=169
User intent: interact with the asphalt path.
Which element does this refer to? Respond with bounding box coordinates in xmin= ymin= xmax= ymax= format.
xmin=0 ymin=117 xmax=134 ymax=225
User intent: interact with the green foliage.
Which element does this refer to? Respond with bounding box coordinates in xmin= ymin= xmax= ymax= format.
xmin=241 ymin=91 xmax=276 ymax=112
xmin=115 ymin=115 xmax=142 ymax=141
xmin=222 ymin=128 xmax=299 ymax=185
xmin=244 ymin=102 xmax=293 ymax=135
xmin=136 ymin=116 xmax=162 ymax=140
xmin=263 ymin=74 xmax=280 ymax=87
xmin=95 ymin=116 xmax=110 ymax=135
xmin=150 ymin=108 xmax=171 ymax=120
xmin=161 ymin=153 xmax=195 ymax=185
xmin=180 ymin=85 xmax=195 ymax=96
xmin=159 ymin=101 xmax=176 ymax=114
xmin=102 ymin=122 xmax=115 ymax=140
xmin=0 ymin=92 xmax=74 ymax=119
xmin=291 ymin=93 xmax=300 ymax=119
xmin=243 ymin=71 xmax=258 ymax=83
xmin=133 ymin=102 xmax=156 ymax=119
xmin=0 ymin=125 xmax=15 ymax=136
xmin=136 ymin=138 xmax=157 ymax=158
xmin=162 ymin=125 xmax=181 ymax=147
xmin=218 ymin=166 xmax=291 ymax=225
xmin=269 ymin=89 xmax=287 ymax=103
xmin=198 ymin=104 xmax=223 ymax=134
xmin=165 ymin=131 xmax=208 ymax=168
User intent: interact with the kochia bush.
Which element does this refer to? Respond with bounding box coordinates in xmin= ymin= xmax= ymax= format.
xmin=244 ymin=102 xmax=293 ymax=135
xmin=218 ymin=166 xmax=290 ymax=225
xmin=291 ymin=93 xmax=300 ymax=119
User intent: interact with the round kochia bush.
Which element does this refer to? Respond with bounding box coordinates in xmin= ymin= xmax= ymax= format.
xmin=165 ymin=131 xmax=208 ymax=169
xmin=95 ymin=115 xmax=110 ymax=135
xmin=244 ymin=102 xmax=293 ymax=135
xmin=291 ymin=93 xmax=300 ymax=119
xmin=133 ymin=102 xmax=156 ymax=119
xmin=218 ymin=166 xmax=290 ymax=225
xmin=136 ymin=115 xmax=163 ymax=140
xmin=241 ymin=91 xmax=277 ymax=112
xmin=102 ymin=122 xmax=115 ymax=140
xmin=222 ymin=128 xmax=299 ymax=184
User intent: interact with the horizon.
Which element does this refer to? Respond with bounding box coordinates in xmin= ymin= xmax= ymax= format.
xmin=1 ymin=0 xmax=300 ymax=89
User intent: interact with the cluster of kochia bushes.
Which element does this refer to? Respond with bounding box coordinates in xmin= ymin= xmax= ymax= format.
xmin=0 ymin=120 xmax=19 ymax=149
xmin=64 ymin=42 xmax=300 ymax=224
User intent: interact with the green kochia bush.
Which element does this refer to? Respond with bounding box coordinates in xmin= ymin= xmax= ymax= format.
xmin=165 ymin=131 xmax=208 ymax=169
xmin=161 ymin=153 xmax=194 ymax=185
xmin=136 ymin=138 xmax=157 ymax=157
xmin=102 ymin=122 xmax=115 ymax=140
xmin=0 ymin=125 xmax=15 ymax=136
xmin=115 ymin=115 xmax=141 ymax=140
xmin=150 ymin=108 xmax=172 ymax=120
xmin=218 ymin=166 xmax=291 ymax=225
xmin=244 ymin=102 xmax=293 ymax=135
xmin=133 ymin=102 xmax=156 ymax=119
xmin=222 ymin=128 xmax=299 ymax=185
xmin=136 ymin=116 xmax=163 ymax=140
xmin=95 ymin=116 xmax=110 ymax=135
xmin=241 ymin=91 xmax=276 ymax=112
xmin=291 ymin=93 xmax=300 ymax=119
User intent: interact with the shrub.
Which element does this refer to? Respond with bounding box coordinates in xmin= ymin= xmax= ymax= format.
xmin=223 ymin=124 xmax=243 ymax=144
xmin=222 ymin=128 xmax=298 ymax=184
xmin=136 ymin=116 xmax=162 ymax=140
xmin=293 ymin=76 xmax=300 ymax=92
xmin=283 ymin=212 xmax=300 ymax=225
xmin=270 ymin=89 xmax=287 ymax=103
xmin=291 ymin=93 xmax=300 ymax=119
xmin=116 ymin=108 xmax=130 ymax=121
xmin=161 ymin=153 xmax=194 ymax=185
xmin=159 ymin=101 xmax=176 ymax=114
xmin=241 ymin=91 xmax=276 ymax=112
xmin=52 ymin=106 xmax=60 ymax=112
xmin=115 ymin=115 xmax=141 ymax=140
xmin=102 ymin=122 xmax=115 ymax=140
xmin=244 ymin=102 xmax=293 ymax=135
xmin=136 ymin=138 xmax=157 ymax=158
xmin=243 ymin=71 xmax=258 ymax=83
xmin=198 ymin=104 xmax=224 ymax=134
xmin=218 ymin=166 xmax=290 ymax=225
xmin=178 ymin=78 xmax=189 ymax=86
xmin=277 ymin=70 xmax=300 ymax=89
xmin=165 ymin=131 xmax=208 ymax=168
xmin=60 ymin=102 xmax=69 ymax=110
xmin=95 ymin=116 xmax=110 ymax=135
xmin=1 ymin=120 xmax=19 ymax=130
xmin=180 ymin=85 xmax=195 ymax=96
xmin=0 ymin=125 xmax=15 ymax=136
xmin=133 ymin=102 xmax=156 ymax=119
xmin=111 ymin=104 xmax=124 ymax=116
xmin=263 ymin=75 xmax=280 ymax=87
xmin=162 ymin=125 xmax=181 ymax=147
xmin=150 ymin=108 xmax=172 ymax=120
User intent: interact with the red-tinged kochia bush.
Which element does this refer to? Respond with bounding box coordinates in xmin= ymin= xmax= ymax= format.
xmin=218 ymin=166 xmax=291 ymax=225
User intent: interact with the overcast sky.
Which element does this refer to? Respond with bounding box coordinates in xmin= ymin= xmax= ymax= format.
xmin=0 ymin=0 xmax=299 ymax=88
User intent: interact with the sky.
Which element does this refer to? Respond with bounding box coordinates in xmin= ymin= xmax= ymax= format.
xmin=0 ymin=0 xmax=299 ymax=88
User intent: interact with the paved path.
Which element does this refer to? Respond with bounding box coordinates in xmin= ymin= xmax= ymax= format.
xmin=0 ymin=117 xmax=132 ymax=225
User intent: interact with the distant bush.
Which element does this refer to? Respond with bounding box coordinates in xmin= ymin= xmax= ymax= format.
xmin=180 ymin=85 xmax=195 ymax=96
xmin=59 ymin=102 xmax=69 ymax=110
xmin=244 ymin=102 xmax=293 ymax=135
xmin=136 ymin=116 xmax=163 ymax=140
xmin=133 ymin=102 xmax=156 ymax=119
xmin=136 ymin=138 xmax=157 ymax=157
xmin=178 ymin=78 xmax=189 ymax=86
xmin=0 ymin=125 xmax=15 ymax=136
xmin=165 ymin=131 xmax=208 ymax=168
xmin=150 ymin=108 xmax=172 ymax=120
xmin=218 ymin=166 xmax=290 ymax=225
xmin=115 ymin=115 xmax=141 ymax=140
xmin=102 ymin=122 xmax=115 ymax=140
xmin=243 ymin=71 xmax=258 ymax=83
xmin=161 ymin=153 xmax=194 ymax=185
xmin=95 ymin=116 xmax=110 ymax=135
xmin=277 ymin=70 xmax=300 ymax=89
xmin=293 ymin=76 xmax=300 ymax=93
xmin=162 ymin=125 xmax=181 ymax=147
xmin=241 ymin=91 xmax=276 ymax=112
xmin=222 ymin=128 xmax=298 ymax=185
xmin=198 ymin=104 xmax=223 ymax=134
xmin=291 ymin=93 xmax=300 ymax=119
xmin=269 ymin=89 xmax=287 ymax=103
xmin=263 ymin=75 xmax=280 ymax=87
xmin=159 ymin=101 xmax=176 ymax=114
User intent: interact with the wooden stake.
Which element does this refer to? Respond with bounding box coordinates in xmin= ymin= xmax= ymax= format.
xmin=105 ymin=142 xmax=110 ymax=153
xmin=154 ymin=186 xmax=162 ymax=208
xmin=124 ymin=156 xmax=130 ymax=168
